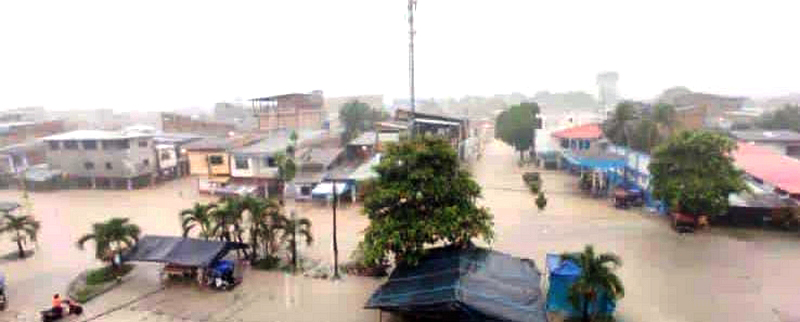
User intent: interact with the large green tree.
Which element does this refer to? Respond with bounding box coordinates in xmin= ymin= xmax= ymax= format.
xmin=649 ymin=131 xmax=746 ymax=216
xmin=757 ymin=104 xmax=800 ymax=132
xmin=339 ymin=100 xmax=388 ymax=143
xmin=0 ymin=212 xmax=40 ymax=258
xmin=561 ymin=245 xmax=625 ymax=322
xmin=602 ymin=102 xmax=637 ymax=146
xmin=77 ymin=217 xmax=141 ymax=268
xmin=362 ymin=136 xmax=494 ymax=266
xmin=495 ymin=102 xmax=540 ymax=160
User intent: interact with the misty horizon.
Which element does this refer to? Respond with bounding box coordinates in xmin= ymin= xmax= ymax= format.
xmin=2 ymin=0 xmax=799 ymax=112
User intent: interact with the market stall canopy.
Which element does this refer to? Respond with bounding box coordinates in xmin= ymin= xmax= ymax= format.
xmin=365 ymin=246 xmax=546 ymax=322
xmin=123 ymin=235 xmax=247 ymax=267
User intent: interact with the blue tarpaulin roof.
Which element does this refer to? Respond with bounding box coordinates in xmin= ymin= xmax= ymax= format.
xmin=545 ymin=254 xmax=616 ymax=317
xmin=563 ymin=150 xmax=625 ymax=170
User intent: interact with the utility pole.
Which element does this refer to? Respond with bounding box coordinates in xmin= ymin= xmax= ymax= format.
xmin=330 ymin=178 xmax=341 ymax=279
xmin=408 ymin=0 xmax=417 ymax=137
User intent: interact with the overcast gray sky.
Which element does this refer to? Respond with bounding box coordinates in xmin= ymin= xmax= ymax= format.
xmin=1 ymin=0 xmax=798 ymax=111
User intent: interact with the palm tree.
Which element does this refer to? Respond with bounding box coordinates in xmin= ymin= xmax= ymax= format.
xmin=561 ymin=245 xmax=625 ymax=322
xmin=77 ymin=217 xmax=141 ymax=269
xmin=0 ymin=213 xmax=40 ymax=258
xmin=242 ymin=196 xmax=284 ymax=261
xmin=282 ymin=212 xmax=313 ymax=271
xmin=652 ymin=103 xmax=679 ymax=135
xmin=179 ymin=202 xmax=216 ymax=239
xmin=210 ymin=196 xmax=250 ymax=258
xmin=273 ymin=152 xmax=296 ymax=199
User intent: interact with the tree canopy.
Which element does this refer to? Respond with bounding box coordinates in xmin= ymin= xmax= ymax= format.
xmin=362 ymin=136 xmax=493 ymax=266
xmin=77 ymin=217 xmax=141 ymax=266
xmin=757 ymin=104 xmax=800 ymax=132
xmin=604 ymin=102 xmax=680 ymax=153
xmin=561 ymin=245 xmax=625 ymax=322
xmin=649 ymin=131 xmax=746 ymax=216
xmin=339 ymin=100 xmax=389 ymax=143
xmin=495 ymin=102 xmax=540 ymax=158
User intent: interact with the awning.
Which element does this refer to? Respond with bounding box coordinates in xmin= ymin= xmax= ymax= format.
xmin=366 ymin=246 xmax=546 ymax=322
xmin=415 ymin=118 xmax=461 ymax=127
xmin=123 ymin=235 xmax=247 ymax=267
xmin=311 ymin=182 xmax=350 ymax=197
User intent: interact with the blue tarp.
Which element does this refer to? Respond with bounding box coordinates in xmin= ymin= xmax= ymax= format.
xmin=545 ymin=254 xmax=616 ymax=318
xmin=563 ymin=152 xmax=625 ymax=171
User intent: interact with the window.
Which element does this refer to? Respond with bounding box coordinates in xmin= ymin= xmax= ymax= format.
xmin=264 ymin=156 xmax=277 ymax=167
xmin=105 ymin=162 xmax=113 ymax=170
xmin=101 ymin=141 xmax=112 ymax=150
xmin=300 ymin=186 xmax=312 ymax=196
xmin=64 ymin=140 xmax=79 ymax=150
xmin=138 ymin=140 xmax=148 ymax=148
xmin=209 ymin=155 xmax=224 ymax=165
xmin=48 ymin=141 xmax=60 ymax=150
xmin=84 ymin=162 xmax=94 ymax=170
xmin=117 ymin=140 xmax=130 ymax=149
xmin=82 ymin=140 xmax=97 ymax=150
xmin=160 ymin=151 xmax=172 ymax=161
xmin=560 ymin=139 xmax=569 ymax=149
xmin=142 ymin=159 xmax=150 ymax=167
xmin=234 ymin=156 xmax=249 ymax=170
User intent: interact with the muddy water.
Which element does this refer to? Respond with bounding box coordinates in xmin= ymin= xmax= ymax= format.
xmin=476 ymin=140 xmax=800 ymax=322
xmin=0 ymin=178 xmax=216 ymax=318
xmin=1 ymin=140 xmax=799 ymax=322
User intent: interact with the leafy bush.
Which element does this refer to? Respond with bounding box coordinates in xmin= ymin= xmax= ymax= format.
xmin=536 ymin=192 xmax=547 ymax=210
xmin=252 ymin=255 xmax=281 ymax=270
xmin=85 ymin=264 xmax=134 ymax=285
xmin=344 ymin=242 xmax=388 ymax=277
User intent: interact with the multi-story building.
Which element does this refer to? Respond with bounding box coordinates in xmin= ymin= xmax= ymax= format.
xmin=597 ymin=72 xmax=619 ymax=117
xmin=159 ymin=112 xmax=235 ymax=137
xmin=249 ymin=91 xmax=325 ymax=133
xmin=42 ymin=130 xmax=157 ymax=189
xmin=658 ymin=87 xmax=749 ymax=128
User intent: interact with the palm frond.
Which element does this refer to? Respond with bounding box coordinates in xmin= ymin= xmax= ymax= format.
xmin=76 ymin=234 xmax=96 ymax=250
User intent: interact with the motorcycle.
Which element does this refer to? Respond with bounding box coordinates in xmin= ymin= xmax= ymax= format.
xmin=40 ymin=300 xmax=82 ymax=322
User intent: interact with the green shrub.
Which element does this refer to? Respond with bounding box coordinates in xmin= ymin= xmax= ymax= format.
xmin=85 ymin=264 xmax=134 ymax=285
xmin=253 ymin=255 xmax=281 ymax=270
xmin=536 ymin=192 xmax=547 ymax=210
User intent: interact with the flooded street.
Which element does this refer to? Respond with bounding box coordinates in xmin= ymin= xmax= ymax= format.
xmin=0 ymin=139 xmax=798 ymax=321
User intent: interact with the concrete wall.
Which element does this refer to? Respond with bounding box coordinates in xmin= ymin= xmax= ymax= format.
xmin=46 ymin=137 xmax=155 ymax=178
xmin=187 ymin=151 xmax=230 ymax=176
xmin=231 ymin=155 xmax=279 ymax=179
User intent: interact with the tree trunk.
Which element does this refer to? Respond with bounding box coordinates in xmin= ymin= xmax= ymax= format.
xmin=291 ymin=235 xmax=297 ymax=272
xmin=16 ymin=234 xmax=25 ymax=258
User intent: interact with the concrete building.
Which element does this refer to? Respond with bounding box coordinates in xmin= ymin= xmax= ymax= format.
xmin=0 ymin=107 xmax=46 ymax=123
xmin=597 ymin=72 xmax=619 ymax=117
xmin=229 ymin=131 xmax=328 ymax=196
xmin=183 ymin=136 xmax=259 ymax=177
xmin=159 ymin=112 xmax=235 ymax=137
xmin=674 ymin=105 xmax=708 ymax=130
xmin=152 ymin=133 xmax=205 ymax=180
xmin=658 ymin=87 xmax=749 ymax=128
xmin=214 ymin=101 xmax=257 ymax=131
xmin=42 ymin=130 xmax=157 ymax=189
xmin=249 ymin=91 xmax=325 ymax=133
xmin=731 ymin=130 xmax=800 ymax=159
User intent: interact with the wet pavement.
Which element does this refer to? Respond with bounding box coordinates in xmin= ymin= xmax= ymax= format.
xmin=0 ymin=139 xmax=799 ymax=321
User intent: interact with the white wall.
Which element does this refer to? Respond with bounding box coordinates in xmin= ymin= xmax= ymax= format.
xmin=231 ymin=156 xmax=255 ymax=177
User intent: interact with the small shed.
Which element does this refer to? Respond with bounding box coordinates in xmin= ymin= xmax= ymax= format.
xmin=365 ymin=246 xmax=547 ymax=322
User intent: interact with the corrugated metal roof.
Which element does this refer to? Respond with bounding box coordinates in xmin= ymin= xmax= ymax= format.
xmin=348 ymin=132 xmax=400 ymax=146
xmin=43 ymin=130 xmax=152 ymax=141
xmin=734 ymin=142 xmax=800 ymax=194
xmin=731 ymin=130 xmax=800 ymax=142
xmin=551 ymin=123 xmax=603 ymax=140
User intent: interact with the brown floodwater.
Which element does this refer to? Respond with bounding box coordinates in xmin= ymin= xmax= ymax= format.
xmin=0 ymin=140 xmax=799 ymax=322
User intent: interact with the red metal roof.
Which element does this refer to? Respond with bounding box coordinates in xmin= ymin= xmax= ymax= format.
xmin=551 ymin=123 xmax=603 ymax=140
xmin=733 ymin=142 xmax=800 ymax=195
